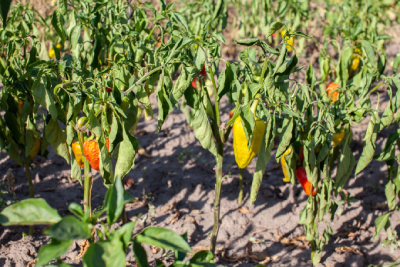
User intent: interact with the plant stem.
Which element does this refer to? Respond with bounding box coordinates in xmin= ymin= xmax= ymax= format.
xmin=124 ymin=66 xmax=163 ymax=96
xmin=78 ymin=131 xmax=92 ymax=216
xmin=122 ymin=204 xmax=128 ymax=224
xmin=24 ymin=162 xmax=34 ymax=235
xmin=210 ymin=142 xmax=224 ymax=256
xmin=238 ymin=168 xmax=243 ymax=203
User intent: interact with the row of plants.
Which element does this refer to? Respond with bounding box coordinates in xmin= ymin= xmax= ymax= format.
xmin=0 ymin=0 xmax=399 ymax=265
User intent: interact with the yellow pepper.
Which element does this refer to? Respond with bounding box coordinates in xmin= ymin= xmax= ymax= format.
xmin=48 ymin=48 xmax=55 ymax=58
xmin=72 ymin=142 xmax=85 ymax=168
xmin=281 ymin=147 xmax=292 ymax=182
xmin=333 ymin=129 xmax=345 ymax=147
xmin=56 ymin=43 xmax=62 ymax=50
xmin=233 ymin=98 xmax=266 ymax=169
xmin=281 ymin=30 xmax=294 ymax=51
xmin=349 ymin=47 xmax=361 ymax=77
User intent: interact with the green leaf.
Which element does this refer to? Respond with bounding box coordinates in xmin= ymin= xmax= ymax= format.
xmin=355 ymin=113 xmax=379 ymax=175
xmin=374 ymin=213 xmax=391 ymax=240
xmin=111 ymin=221 xmax=136 ymax=252
xmin=132 ymin=240 xmax=150 ymax=267
xmin=51 ymin=10 xmax=66 ymax=43
xmin=115 ymin=124 xmax=138 ymax=179
xmin=171 ymin=12 xmax=189 ymax=32
xmin=236 ymin=38 xmax=259 ymax=46
xmin=264 ymin=21 xmax=287 ymax=37
xmin=190 ymin=107 xmax=217 ymax=157
xmin=135 ymin=227 xmax=193 ymax=253
xmin=83 ymin=238 xmax=126 ymax=267
xmin=189 ymin=250 xmax=215 ymax=265
xmin=275 ymin=117 xmax=293 ymax=159
xmin=165 ymin=38 xmax=193 ymax=64
xmin=32 ymin=73 xmax=58 ymax=119
xmin=157 ymin=71 xmax=174 ymax=131
xmin=360 ymin=40 xmax=375 ymax=67
xmin=68 ymin=203 xmax=84 ymax=219
xmin=335 ymin=131 xmax=356 ymax=192
xmin=170 ymin=67 xmax=195 ymax=106
xmin=0 ymin=0 xmax=12 ymax=28
xmin=70 ymin=25 xmax=81 ymax=50
xmin=0 ymin=198 xmax=61 ymax=226
xmin=36 ymin=239 xmax=74 ymax=267
xmin=385 ymin=180 xmax=396 ymax=211
xmin=45 ymin=118 xmax=70 ymax=164
xmin=7 ymin=140 xmax=23 ymax=166
xmin=104 ymin=178 xmax=134 ymax=225
xmin=44 ymin=216 xmax=92 ymax=240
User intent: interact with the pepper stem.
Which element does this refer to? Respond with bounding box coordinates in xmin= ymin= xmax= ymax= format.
xmin=78 ymin=131 xmax=92 ymax=216
xmin=210 ymin=142 xmax=224 ymax=256
xmin=24 ymin=162 xmax=34 ymax=235
xmin=238 ymin=168 xmax=243 ymax=203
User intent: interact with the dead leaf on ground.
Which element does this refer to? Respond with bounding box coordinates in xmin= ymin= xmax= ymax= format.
xmin=192 ymin=246 xmax=224 ymax=252
xmin=238 ymin=207 xmax=251 ymax=214
xmin=373 ymin=202 xmax=387 ymax=210
xmin=170 ymin=211 xmax=180 ymax=225
xmin=335 ymin=246 xmax=363 ymax=256
xmin=134 ymin=129 xmax=148 ymax=135
xmin=280 ymin=235 xmax=308 ymax=250
xmin=221 ymin=243 xmax=278 ymax=264
xmin=338 ymin=231 xmax=358 ymax=238
xmin=40 ymin=188 xmax=56 ymax=192
xmin=137 ymin=145 xmax=152 ymax=158
xmin=152 ymin=246 xmax=161 ymax=254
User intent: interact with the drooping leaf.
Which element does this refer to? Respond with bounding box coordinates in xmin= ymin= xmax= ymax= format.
xmin=135 ymin=227 xmax=193 ymax=253
xmin=190 ymin=107 xmax=217 ymax=157
xmin=36 ymin=239 xmax=74 ymax=267
xmin=44 ymin=216 xmax=92 ymax=240
xmin=0 ymin=198 xmax=61 ymax=226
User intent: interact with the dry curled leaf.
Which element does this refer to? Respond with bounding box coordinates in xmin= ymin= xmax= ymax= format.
xmin=26 ymin=259 xmax=37 ymax=267
xmin=335 ymin=246 xmax=363 ymax=256
xmin=152 ymin=245 xmax=161 ymax=254
xmin=192 ymin=246 xmax=224 ymax=252
xmin=238 ymin=207 xmax=251 ymax=214
xmin=170 ymin=211 xmax=180 ymax=225
xmin=71 ymin=240 xmax=90 ymax=260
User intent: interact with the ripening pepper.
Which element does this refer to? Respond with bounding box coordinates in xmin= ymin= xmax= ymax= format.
xmin=281 ymin=147 xmax=292 ymax=182
xmin=233 ymin=99 xmax=266 ymax=169
xmin=281 ymin=30 xmax=294 ymax=51
xmin=333 ymin=129 xmax=345 ymax=147
xmin=18 ymin=101 xmax=24 ymax=116
xmin=296 ymin=168 xmax=317 ymax=196
xmin=192 ymin=65 xmax=206 ymax=89
xmin=350 ymin=48 xmax=361 ymax=73
xmin=72 ymin=142 xmax=85 ymax=168
xmin=26 ymin=137 xmax=41 ymax=161
xmin=83 ymin=138 xmax=110 ymax=171
xmin=326 ymin=82 xmax=339 ymax=103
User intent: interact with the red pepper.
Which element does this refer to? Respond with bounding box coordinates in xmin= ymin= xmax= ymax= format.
xmin=229 ymin=111 xmax=234 ymax=119
xmin=192 ymin=65 xmax=206 ymax=89
xmin=106 ymin=87 xmax=113 ymax=92
xmin=272 ymin=33 xmax=277 ymax=38
xmin=296 ymin=168 xmax=317 ymax=196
